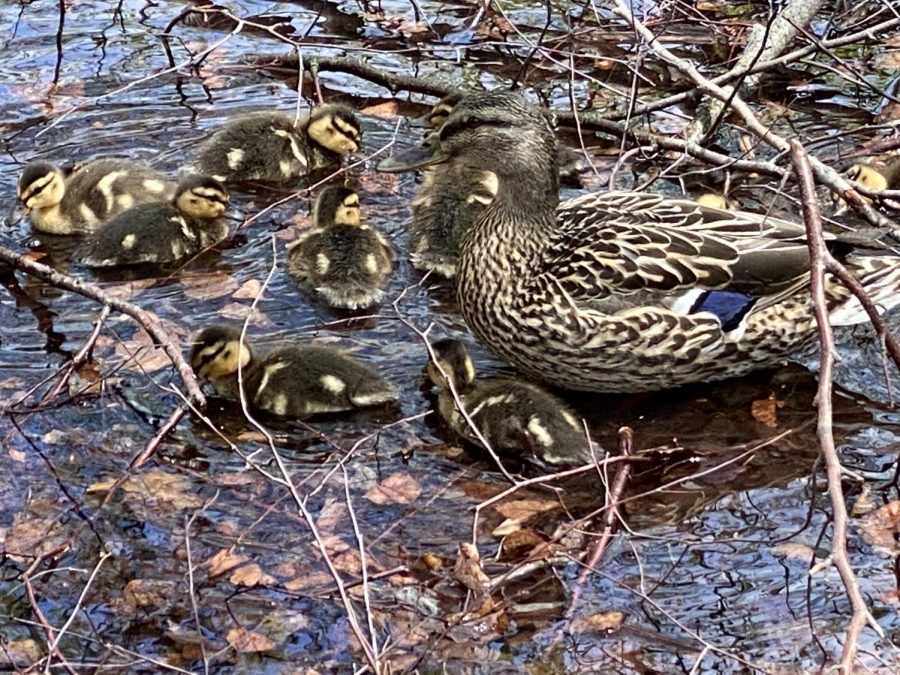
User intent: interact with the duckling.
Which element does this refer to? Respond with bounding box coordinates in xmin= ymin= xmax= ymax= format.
xmin=695 ymin=192 xmax=740 ymax=210
xmin=16 ymin=159 xmax=175 ymax=235
xmin=190 ymin=325 xmax=398 ymax=417
xmin=426 ymin=339 xmax=595 ymax=468
xmin=190 ymin=105 xmax=362 ymax=185
xmin=286 ymin=186 xmax=394 ymax=310
xmin=835 ymin=158 xmax=900 ymax=214
xmin=77 ymin=175 xmax=229 ymax=267
xmin=409 ymin=164 xmax=495 ymax=277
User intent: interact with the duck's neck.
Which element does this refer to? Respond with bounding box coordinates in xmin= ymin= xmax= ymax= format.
xmin=31 ymin=204 xmax=73 ymax=235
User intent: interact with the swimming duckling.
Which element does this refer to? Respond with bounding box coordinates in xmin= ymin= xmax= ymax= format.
xmin=426 ymin=339 xmax=595 ymax=468
xmin=190 ymin=105 xmax=362 ymax=185
xmin=16 ymin=159 xmax=175 ymax=235
xmin=286 ymin=186 xmax=395 ymax=310
xmin=77 ymin=175 xmax=229 ymax=267
xmin=190 ymin=325 xmax=398 ymax=417
xmin=409 ymin=165 xmax=496 ymax=277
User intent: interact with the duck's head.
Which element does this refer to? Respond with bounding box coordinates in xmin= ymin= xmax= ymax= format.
xmin=426 ymin=339 xmax=477 ymax=393
xmin=379 ymin=92 xmax=558 ymax=192
xmin=306 ymin=104 xmax=362 ymax=156
xmin=411 ymin=91 xmax=465 ymax=129
xmin=174 ymin=175 xmax=229 ymax=220
xmin=17 ymin=162 xmax=65 ymax=210
xmin=190 ymin=325 xmax=252 ymax=382
xmin=314 ymin=186 xmax=362 ymax=227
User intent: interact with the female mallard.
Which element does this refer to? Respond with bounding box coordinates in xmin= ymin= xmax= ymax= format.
xmin=426 ymin=338 xmax=594 ymax=467
xmin=190 ymin=325 xmax=398 ymax=417
xmin=77 ymin=175 xmax=229 ymax=267
xmin=380 ymin=92 xmax=900 ymax=393
xmin=17 ymin=159 xmax=175 ymax=235
xmin=286 ymin=186 xmax=394 ymax=309
xmin=190 ymin=105 xmax=361 ymax=185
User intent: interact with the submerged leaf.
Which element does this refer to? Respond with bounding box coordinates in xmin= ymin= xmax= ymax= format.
xmin=365 ymin=473 xmax=422 ymax=505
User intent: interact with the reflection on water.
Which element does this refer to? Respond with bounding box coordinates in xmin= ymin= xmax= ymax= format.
xmin=1 ymin=0 xmax=899 ymax=671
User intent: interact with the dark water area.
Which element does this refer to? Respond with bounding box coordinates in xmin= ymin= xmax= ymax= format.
xmin=1 ymin=1 xmax=899 ymax=672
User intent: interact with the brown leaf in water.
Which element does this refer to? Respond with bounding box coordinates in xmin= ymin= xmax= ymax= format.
xmin=230 ymin=563 xmax=277 ymax=587
xmin=226 ymin=628 xmax=275 ymax=653
xmin=205 ymin=549 xmax=249 ymax=577
xmin=493 ymin=497 xmax=558 ymax=522
xmin=771 ymin=542 xmax=817 ymax=562
xmin=283 ymin=570 xmax=334 ymax=591
xmin=232 ymin=279 xmax=265 ymax=300
xmin=751 ymin=393 xmax=784 ymax=427
xmin=180 ymin=271 xmax=239 ymax=300
xmin=123 ymin=579 xmax=178 ymax=609
xmin=453 ymin=543 xmax=490 ymax=596
xmin=571 ymin=610 xmax=626 ymax=634
xmin=859 ymin=500 xmax=900 ymax=555
xmin=218 ymin=302 xmax=270 ymax=326
xmin=365 ymin=473 xmax=421 ymax=505
xmin=499 ymin=528 xmax=547 ymax=561
xmin=6 ymin=496 xmax=70 ymax=558
xmin=361 ymin=100 xmax=399 ymax=118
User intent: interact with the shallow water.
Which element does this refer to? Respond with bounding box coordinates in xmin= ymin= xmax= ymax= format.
xmin=1 ymin=1 xmax=899 ymax=672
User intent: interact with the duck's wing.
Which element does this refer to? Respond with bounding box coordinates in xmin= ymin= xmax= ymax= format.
xmin=547 ymin=191 xmax=815 ymax=301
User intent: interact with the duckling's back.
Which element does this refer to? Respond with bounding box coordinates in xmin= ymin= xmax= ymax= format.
xmin=247 ymin=345 xmax=397 ymax=416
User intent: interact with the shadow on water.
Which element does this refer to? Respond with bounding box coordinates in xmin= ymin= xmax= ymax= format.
xmin=1 ymin=0 xmax=899 ymax=671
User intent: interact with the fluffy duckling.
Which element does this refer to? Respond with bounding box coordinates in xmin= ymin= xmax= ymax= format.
xmin=77 ymin=175 xmax=229 ymax=267
xmin=409 ymin=165 xmax=496 ymax=277
xmin=190 ymin=105 xmax=362 ymax=184
xmin=16 ymin=159 xmax=175 ymax=235
xmin=287 ymin=186 xmax=394 ymax=310
xmin=426 ymin=339 xmax=595 ymax=468
xmin=190 ymin=325 xmax=398 ymax=417
xmin=695 ymin=192 xmax=740 ymax=210
xmin=845 ymin=159 xmax=900 ymax=192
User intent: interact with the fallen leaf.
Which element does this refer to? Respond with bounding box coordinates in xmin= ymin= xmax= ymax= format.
xmin=87 ymin=470 xmax=205 ymax=511
xmin=365 ymin=473 xmax=421 ymax=505
xmin=771 ymin=542 xmax=817 ymax=562
xmin=315 ymin=499 xmax=347 ymax=533
xmin=859 ymin=500 xmax=900 ymax=555
xmin=421 ymin=553 xmax=444 ymax=571
xmin=232 ymin=279 xmax=265 ymax=300
xmin=205 ymin=549 xmax=249 ymax=577
xmin=571 ymin=610 xmax=626 ymax=634
xmin=230 ymin=563 xmax=277 ymax=587
xmin=283 ymin=570 xmax=334 ymax=591
xmin=492 ymin=518 xmax=521 ymax=538
xmin=219 ymin=302 xmax=270 ymax=326
xmin=115 ymin=319 xmax=184 ymax=373
xmin=226 ymin=628 xmax=275 ymax=653
xmin=453 ymin=543 xmax=490 ymax=596
xmin=499 ymin=529 xmax=547 ymax=561
xmin=255 ymin=609 xmax=309 ymax=643
xmin=751 ymin=393 xmax=783 ymax=427
xmin=123 ymin=579 xmax=178 ymax=609
xmin=361 ymin=101 xmax=399 ymax=118
xmin=6 ymin=496 xmax=70 ymax=559
xmin=493 ymin=497 xmax=558 ymax=522
xmin=181 ymin=271 xmax=239 ymax=300
xmin=8 ymin=448 xmax=26 ymax=463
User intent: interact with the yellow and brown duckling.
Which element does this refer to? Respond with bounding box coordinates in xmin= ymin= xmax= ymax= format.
xmin=845 ymin=158 xmax=900 ymax=193
xmin=286 ymin=186 xmax=395 ymax=310
xmin=694 ymin=192 xmax=740 ymax=210
xmin=16 ymin=159 xmax=175 ymax=235
xmin=190 ymin=325 xmax=398 ymax=417
xmin=77 ymin=175 xmax=229 ymax=267
xmin=426 ymin=339 xmax=595 ymax=468
xmin=190 ymin=105 xmax=362 ymax=185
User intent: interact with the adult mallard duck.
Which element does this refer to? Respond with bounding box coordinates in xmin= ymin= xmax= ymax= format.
xmin=286 ymin=186 xmax=394 ymax=309
xmin=189 ymin=105 xmax=361 ymax=185
xmin=190 ymin=325 xmax=398 ymax=417
xmin=77 ymin=175 xmax=229 ymax=267
xmin=379 ymin=91 xmax=900 ymax=393
xmin=426 ymin=338 xmax=595 ymax=467
xmin=17 ymin=159 xmax=175 ymax=235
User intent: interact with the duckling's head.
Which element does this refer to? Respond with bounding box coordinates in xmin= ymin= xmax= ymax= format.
xmin=380 ymin=92 xmax=558 ymax=195
xmin=420 ymin=92 xmax=464 ymax=130
xmin=846 ymin=164 xmax=889 ymax=192
xmin=313 ymin=186 xmax=362 ymax=227
xmin=173 ymin=175 xmax=229 ymax=220
xmin=17 ymin=162 xmax=65 ymax=210
xmin=426 ymin=339 xmax=477 ymax=392
xmin=190 ymin=325 xmax=252 ymax=382
xmin=306 ymin=105 xmax=362 ymax=156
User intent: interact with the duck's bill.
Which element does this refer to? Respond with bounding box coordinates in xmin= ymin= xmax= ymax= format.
xmin=408 ymin=112 xmax=433 ymax=129
xmin=377 ymin=145 xmax=449 ymax=172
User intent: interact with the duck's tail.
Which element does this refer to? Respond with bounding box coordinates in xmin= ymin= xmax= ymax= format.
xmin=829 ymin=254 xmax=900 ymax=326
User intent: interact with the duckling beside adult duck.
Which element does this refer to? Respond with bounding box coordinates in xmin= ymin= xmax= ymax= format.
xmin=190 ymin=325 xmax=398 ymax=417
xmin=286 ymin=186 xmax=394 ymax=309
xmin=17 ymin=159 xmax=175 ymax=235
xmin=77 ymin=175 xmax=229 ymax=267
xmin=190 ymin=105 xmax=361 ymax=185
xmin=380 ymin=91 xmax=900 ymax=393
xmin=426 ymin=339 xmax=595 ymax=468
